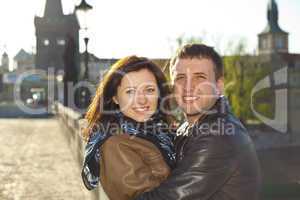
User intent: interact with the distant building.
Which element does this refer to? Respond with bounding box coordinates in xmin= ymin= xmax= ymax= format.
xmin=258 ymin=0 xmax=289 ymax=55
xmin=13 ymin=49 xmax=35 ymax=71
xmin=81 ymin=55 xmax=117 ymax=84
xmin=34 ymin=0 xmax=79 ymax=72
xmin=1 ymin=52 xmax=9 ymax=72
xmin=256 ymin=0 xmax=300 ymax=135
xmin=85 ymin=56 xmax=169 ymax=84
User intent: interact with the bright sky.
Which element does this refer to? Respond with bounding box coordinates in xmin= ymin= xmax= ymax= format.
xmin=0 ymin=0 xmax=299 ymax=63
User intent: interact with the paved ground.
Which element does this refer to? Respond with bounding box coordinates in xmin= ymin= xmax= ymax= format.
xmin=0 ymin=118 xmax=91 ymax=200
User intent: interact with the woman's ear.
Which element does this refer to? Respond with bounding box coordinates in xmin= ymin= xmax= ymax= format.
xmin=216 ymin=77 xmax=224 ymax=96
xmin=169 ymin=83 xmax=175 ymax=92
xmin=112 ymin=96 xmax=119 ymax=105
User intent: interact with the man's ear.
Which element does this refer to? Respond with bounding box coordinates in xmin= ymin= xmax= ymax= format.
xmin=112 ymin=96 xmax=119 ymax=105
xmin=216 ymin=77 xmax=224 ymax=96
xmin=169 ymin=82 xmax=175 ymax=92
xmin=169 ymin=61 xmax=177 ymax=85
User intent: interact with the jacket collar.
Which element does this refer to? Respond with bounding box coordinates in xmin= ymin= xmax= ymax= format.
xmin=116 ymin=111 xmax=168 ymax=135
xmin=177 ymin=95 xmax=231 ymax=136
xmin=205 ymin=95 xmax=230 ymax=118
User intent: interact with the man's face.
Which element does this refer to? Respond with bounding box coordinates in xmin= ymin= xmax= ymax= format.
xmin=172 ymin=58 xmax=223 ymax=118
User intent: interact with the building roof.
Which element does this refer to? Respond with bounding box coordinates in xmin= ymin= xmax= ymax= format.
xmin=13 ymin=49 xmax=34 ymax=62
xmin=44 ymin=0 xmax=63 ymax=18
xmin=2 ymin=52 xmax=8 ymax=58
xmin=260 ymin=0 xmax=288 ymax=35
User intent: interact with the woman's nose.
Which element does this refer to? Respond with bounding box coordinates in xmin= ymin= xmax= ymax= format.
xmin=136 ymin=92 xmax=147 ymax=105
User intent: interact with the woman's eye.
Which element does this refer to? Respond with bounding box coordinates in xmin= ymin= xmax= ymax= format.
xmin=146 ymin=88 xmax=155 ymax=93
xmin=126 ymin=89 xmax=135 ymax=94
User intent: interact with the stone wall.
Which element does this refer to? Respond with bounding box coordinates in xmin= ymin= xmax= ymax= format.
xmin=54 ymin=102 xmax=109 ymax=200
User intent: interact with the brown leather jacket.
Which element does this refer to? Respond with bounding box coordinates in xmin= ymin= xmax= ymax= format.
xmin=99 ymin=134 xmax=171 ymax=200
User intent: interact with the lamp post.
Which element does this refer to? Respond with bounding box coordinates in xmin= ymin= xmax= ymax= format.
xmin=83 ymin=37 xmax=89 ymax=79
xmin=75 ymin=0 xmax=93 ymax=109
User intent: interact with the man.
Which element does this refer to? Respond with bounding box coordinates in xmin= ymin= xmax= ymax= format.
xmin=135 ymin=44 xmax=261 ymax=200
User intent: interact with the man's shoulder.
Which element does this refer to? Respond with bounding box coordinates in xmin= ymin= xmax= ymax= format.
xmin=224 ymin=112 xmax=248 ymax=136
xmin=186 ymin=111 xmax=252 ymax=152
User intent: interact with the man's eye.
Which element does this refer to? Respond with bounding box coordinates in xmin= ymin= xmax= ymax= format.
xmin=175 ymin=76 xmax=184 ymax=81
xmin=195 ymin=75 xmax=206 ymax=79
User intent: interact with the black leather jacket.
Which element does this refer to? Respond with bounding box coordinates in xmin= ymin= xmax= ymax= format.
xmin=135 ymin=96 xmax=261 ymax=200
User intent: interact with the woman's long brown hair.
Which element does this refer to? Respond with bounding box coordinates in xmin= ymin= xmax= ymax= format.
xmin=83 ymin=55 xmax=173 ymax=141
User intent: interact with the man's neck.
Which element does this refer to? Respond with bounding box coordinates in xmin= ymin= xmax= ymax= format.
xmin=185 ymin=97 xmax=222 ymax=125
xmin=186 ymin=113 xmax=204 ymax=126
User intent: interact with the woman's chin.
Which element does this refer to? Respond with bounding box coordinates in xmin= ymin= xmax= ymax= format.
xmin=133 ymin=117 xmax=149 ymax=122
xmin=132 ymin=115 xmax=152 ymax=122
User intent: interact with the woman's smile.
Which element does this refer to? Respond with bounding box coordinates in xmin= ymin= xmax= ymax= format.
xmin=133 ymin=106 xmax=150 ymax=112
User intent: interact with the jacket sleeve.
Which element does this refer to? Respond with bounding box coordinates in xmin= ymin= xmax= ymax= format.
xmin=99 ymin=134 xmax=171 ymax=200
xmin=134 ymin=135 xmax=238 ymax=200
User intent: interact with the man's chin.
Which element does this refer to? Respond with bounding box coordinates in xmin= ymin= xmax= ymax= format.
xmin=183 ymin=108 xmax=204 ymax=117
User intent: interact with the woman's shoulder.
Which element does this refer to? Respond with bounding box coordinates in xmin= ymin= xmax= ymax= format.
xmin=102 ymin=134 xmax=158 ymax=149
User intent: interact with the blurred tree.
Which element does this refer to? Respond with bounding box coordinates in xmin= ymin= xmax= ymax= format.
xmin=224 ymin=40 xmax=273 ymax=123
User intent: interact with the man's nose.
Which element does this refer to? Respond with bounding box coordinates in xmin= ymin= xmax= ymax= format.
xmin=183 ymin=78 xmax=195 ymax=93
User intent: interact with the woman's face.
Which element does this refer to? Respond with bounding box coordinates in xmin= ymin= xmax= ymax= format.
xmin=113 ymin=68 xmax=159 ymax=122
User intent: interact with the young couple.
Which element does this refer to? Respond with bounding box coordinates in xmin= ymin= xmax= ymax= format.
xmin=81 ymin=44 xmax=261 ymax=200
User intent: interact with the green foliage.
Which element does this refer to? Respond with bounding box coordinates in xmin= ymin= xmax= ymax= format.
xmin=253 ymin=88 xmax=275 ymax=119
xmin=224 ymin=41 xmax=273 ymax=122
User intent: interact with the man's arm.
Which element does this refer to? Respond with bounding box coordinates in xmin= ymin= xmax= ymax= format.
xmin=135 ymin=135 xmax=238 ymax=200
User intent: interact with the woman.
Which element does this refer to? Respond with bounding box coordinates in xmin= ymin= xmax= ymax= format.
xmin=81 ymin=56 xmax=176 ymax=200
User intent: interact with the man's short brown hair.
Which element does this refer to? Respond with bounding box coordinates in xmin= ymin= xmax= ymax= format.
xmin=170 ymin=43 xmax=224 ymax=80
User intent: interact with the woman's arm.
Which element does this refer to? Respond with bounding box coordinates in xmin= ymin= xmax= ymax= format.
xmin=99 ymin=134 xmax=171 ymax=200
